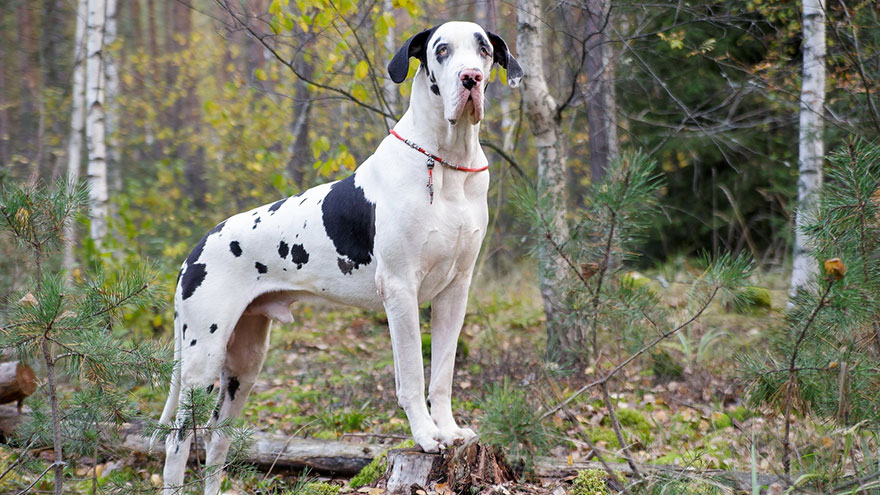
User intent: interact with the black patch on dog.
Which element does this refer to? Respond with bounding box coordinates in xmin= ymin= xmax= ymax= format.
xmin=229 ymin=241 xmax=242 ymax=257
xmin=255 ymin=262 xmax=268 ymax=274
xmin=303 ymin=220 xmax=307 ymax=229
xmin=338 ymin=257 xmax=356 ymax=275
xmin=435 ymin=43 xmax=451 ymax=64
xmin=210 ymin=323 xmax=218 ymax=333
xmin=252 ymin=217 xmax=261 ymax=229
xmin=268 ymin=198 xmax=286 ymax=214
xmin=181 ymin=221 xmax=226 ymax=300
xmin=181 ymin=264 xmax=207 ymax=300
xmin=182 ymin=324 xmax=187 ymax=338
xmin=290 ymin=244 xmax=309 ymax=269
xmin=176 ymin=268 xmax=182 ymax=284
xmin=278 ymin=241 xmax=289 ymax=259
xmin=228 ymin=376 xmax=240 ymax=401
xmin=299 ymin=197 xmax=308 ymax=205
xmin=206 ymin=384 xmax=214 ymax=394
xmin=322 ymin=175 xmax=376 ymax=274
xmin=430 ymin=84 xmax=440 ymax=95
xmin=190 ymin=339 xmax=197 ymax=346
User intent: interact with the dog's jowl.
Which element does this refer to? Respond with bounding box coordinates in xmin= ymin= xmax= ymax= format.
xmin=157 ymin=21 xmax=523 ymax=494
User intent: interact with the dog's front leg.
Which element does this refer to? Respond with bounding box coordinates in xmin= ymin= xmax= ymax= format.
xmin=429 ymin=278 xmax=476 ymax=443
xmin=379 ymin=275 xmax=443 ymax=452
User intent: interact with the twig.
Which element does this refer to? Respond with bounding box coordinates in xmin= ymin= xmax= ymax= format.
xmin=215 ymin=0 xmax=395 ymax=121
xmin=540 ymin=285 xmax=720 ymax=421
xmin=781 ymin=280 xmax=834 ymax=477
xmin=479 ymin=140 xmax=533 ymax=186
xmin=16 ymin=461 xmax=66 ymax=495
xmin=601 ymin=382 xmax=641 ymax=479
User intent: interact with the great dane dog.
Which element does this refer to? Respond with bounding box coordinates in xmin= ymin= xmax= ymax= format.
xmin=157 ymin=21 xmax=523 ymax=493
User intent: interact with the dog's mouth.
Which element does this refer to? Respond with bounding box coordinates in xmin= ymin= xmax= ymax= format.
xmin=446 ymin=87 xmax=484 ymax=125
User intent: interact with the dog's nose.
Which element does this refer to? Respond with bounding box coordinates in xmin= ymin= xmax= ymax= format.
xmin=460 ymin=69 xmax=483 ymax=90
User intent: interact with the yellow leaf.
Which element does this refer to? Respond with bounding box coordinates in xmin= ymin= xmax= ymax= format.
xmin=354 ymin=60 xmax=369 ymax=79
xmin=254 ymin=68 xmax=268 ymax=81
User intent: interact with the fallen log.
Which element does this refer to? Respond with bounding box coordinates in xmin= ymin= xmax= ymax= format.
xmin=123 ymin=427 xmax=383 ymax=475
xmin=0 ymin=361 xmax=36 ymax=406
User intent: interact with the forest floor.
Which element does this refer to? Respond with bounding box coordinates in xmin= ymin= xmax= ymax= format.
xmin=1 ymin=264 xmax=856 ymax=493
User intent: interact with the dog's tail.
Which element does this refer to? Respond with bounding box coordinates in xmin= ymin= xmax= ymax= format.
xmin=150 ymin=294 xmax=183 ymax=452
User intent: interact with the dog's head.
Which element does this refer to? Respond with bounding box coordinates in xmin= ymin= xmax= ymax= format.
xmin=388 ymin=21 xmax=523 ymax=125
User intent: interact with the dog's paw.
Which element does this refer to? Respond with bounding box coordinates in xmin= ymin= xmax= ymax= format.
xmin=413 ymin=427 xmax=443 ymax=453
xmin=456 ymin=427 xmax=477 ymax=440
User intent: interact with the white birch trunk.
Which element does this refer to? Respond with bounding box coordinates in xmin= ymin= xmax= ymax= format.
xmin=104 ymin=0 xmax=121 ymax=191
xmin=789 ymin=0 xmax=826 ymax=296
xmin=85 ymin=0 xmax=109 ymax=246
xmin=64 ymin=0 xmax=89 ymax=271
xmin=517 ymin=0 xmax=571 ymax=357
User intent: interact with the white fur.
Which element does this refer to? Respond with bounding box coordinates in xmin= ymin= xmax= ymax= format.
xmin=157 ymin=22 xmax=514 ymax=493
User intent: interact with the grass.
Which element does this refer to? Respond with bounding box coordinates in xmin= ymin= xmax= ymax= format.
xmin=2 ymin=263 xmax=876 ymax=493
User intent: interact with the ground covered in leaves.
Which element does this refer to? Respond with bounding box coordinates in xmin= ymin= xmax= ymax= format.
xmin=1 ymin=266 xmax=868 ymax=493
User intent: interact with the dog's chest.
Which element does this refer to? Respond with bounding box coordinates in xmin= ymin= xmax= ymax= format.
xmin=414 ymin=192 xmax=488 ymax=302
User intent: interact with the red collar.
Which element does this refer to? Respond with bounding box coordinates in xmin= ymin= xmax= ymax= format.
xmin=389 ymin=129 xmax=489 ymax=173
xmin=389 ymin=129 xmax=488 ymax=204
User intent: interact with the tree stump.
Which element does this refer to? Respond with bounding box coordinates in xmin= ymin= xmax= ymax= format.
xmin=0 ymin=361 xmax=36 ymax=407
xmin=383 ymin=443 xmax=516 ymax=494
xmin=385 ymin=448 xmax=442 ymax=494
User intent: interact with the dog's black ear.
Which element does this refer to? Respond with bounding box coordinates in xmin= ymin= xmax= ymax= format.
xmin=388 ymin=26 xmax=439 ymax=84
xmin=486 ymin=31 xmax=523 ymax=88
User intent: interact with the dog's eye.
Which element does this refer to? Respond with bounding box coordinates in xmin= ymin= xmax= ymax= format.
xmin=437 ymin=46 xmax=448 ymax=57
xmin=480 ymin=46 xmax=490 ymax=57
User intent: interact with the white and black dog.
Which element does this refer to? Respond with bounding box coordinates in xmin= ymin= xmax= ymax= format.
xmin=157 ymin=21 xmax=523 ymax=493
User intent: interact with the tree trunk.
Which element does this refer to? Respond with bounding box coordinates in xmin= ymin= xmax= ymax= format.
xmin=104 ymin=0 xmax=121 ymax=193
xmin=0 ymin=361 xmax=36 ymax=406
xmin=789 ymin=0 xmax=826 ymax=297
xmin=287 ymin=24 xmax=314 ymax=187
xmin=584 ymin=0 xmax=618 ymax=184
xmin=86 ymin=0 xmax=109 ymax=247
xmin=517 ymin=0 xmax=572 ymax=361
xmin=64 ymin=0 xmax=88 ymax=272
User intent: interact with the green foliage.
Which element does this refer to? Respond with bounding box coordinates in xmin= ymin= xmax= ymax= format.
xmin=743 ymin=141 xmax=880 ymax=481
xmin=651 ymin=350 xmax=684 ymax=382
xmin=479 ymin=379 xmax=552 ymax=470
xmin=0 ymin=179 xmax=171 ymax=493
xmin=732 ymin=286 xmax=772 ymax=313
xmin=572 ymin=469 xmax=610 ymax=495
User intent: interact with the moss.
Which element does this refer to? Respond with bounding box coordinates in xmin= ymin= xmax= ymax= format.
xmin=621 ymin=271 xmax=655 ymax=293
xmin=587 ymin=427 xmax=620 ymax=448
xmin=348 ymin=454 xmax=386 ymax=489
xmin=299 ymin=481 xmax=341 ymax=495
xmin=602 ymin=408 xmax=652 ymax=444
xmin=730 ymin=405 xmax=750 ymax=422
xmin=733 ymin=286 xmax=772 ymax=313
xmin=710 ymin=412 xmax=732 ymax=429
xmin=571 ymin=468 xmax=609 ymax=495
xmin=348 ymin=440 xmax=414 ymax=490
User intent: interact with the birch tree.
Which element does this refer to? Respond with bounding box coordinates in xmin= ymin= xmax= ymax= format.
xmin=64 ymin=0 xmax=88 ymax=269
xmin=104 ymin=0 xmax=120 ymax=190
xmin=85 ymin=0 xmax=109 ymax=246
xmin=517 ymin=0 xmax=571 ymax=360
xmin=789 ymin=0 xmax=826 ymax=296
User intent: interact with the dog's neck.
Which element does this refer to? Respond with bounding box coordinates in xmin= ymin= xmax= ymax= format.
xmin=393 ymin=67 xmax=483 ymax=168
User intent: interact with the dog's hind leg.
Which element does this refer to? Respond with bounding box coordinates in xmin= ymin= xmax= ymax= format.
xmin=163 ymin=309 xmax=234 ymax=493
xmin=203 ymin=314 xmax=272 ymax=495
